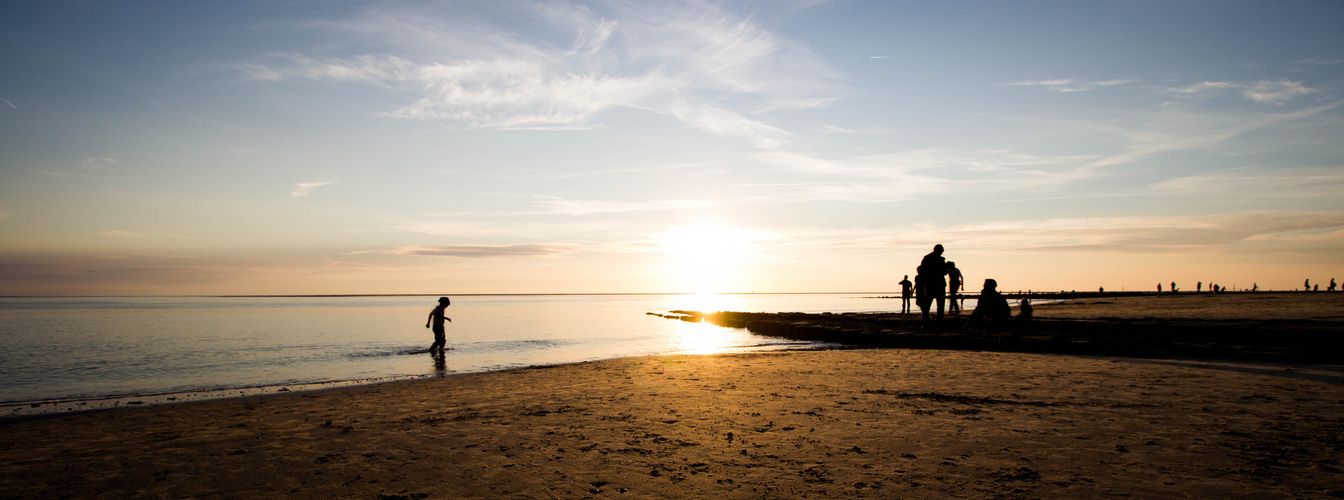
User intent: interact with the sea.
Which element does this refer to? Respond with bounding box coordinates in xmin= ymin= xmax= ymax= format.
xmin=0 ymin=293 xmax=953 ymax=417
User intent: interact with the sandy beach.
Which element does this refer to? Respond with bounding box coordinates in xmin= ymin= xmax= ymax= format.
xmin=2 ymin=294 xmax=1342 ymax=499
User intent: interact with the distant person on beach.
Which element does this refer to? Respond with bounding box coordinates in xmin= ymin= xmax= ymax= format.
xmin=968 ymin=279 xmax=1011 ymax=325
xmin=1171 ymin=282 xmax=1177 ymax=294
xmin=1252 ymin=283 xmax=1258 ymax=292
xmin=946 ymin=261 xmax=963 ymax=315
xmin=1197 ymin=281 xmax=1202 ymax=293
xmin=898 ymin=275 xmax=914 ymax=313
xmin=1018 ymin=296 xmax=1033 ymax=320
xmin=1305 ymin=279 xmax=1311 ymax=291
xmin=916 ymin=244 xmax=948 ymax=328
xmin=1157 ymin=283 xmax=1162 ymax=295
xmin=1330 ymin=279 xmax=1337 ymax=292
xmin=425 ymin=297 xmax=452 ymax=353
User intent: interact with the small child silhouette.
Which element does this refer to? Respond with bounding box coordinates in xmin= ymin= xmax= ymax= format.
xmin=425 ymin=297 xmax=452 ymax=353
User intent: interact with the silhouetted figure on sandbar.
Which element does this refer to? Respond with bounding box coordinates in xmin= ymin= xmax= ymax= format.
xmin=1018 ymin=296 xmax=1033 ymax=320
xmin=1170 ymin=281 xmax=1177 ymax=294
xmin=1197 ymin=281 xmax=1202 ymax=293
xmin=1157 ymin=283 xmax=1162 ymax=295
xmin=898 ymin=275 xmax=914 ymax=313
xmin=969 ymin=279 xmax=1012 ymax=325
xmin=1330 ymin=279 xmax=1337 ymax=292
xmin=1305 ymin=279 xmax=1311 ymax=291
xmin=946 ymin=261 xmax=963 ymax=315
xmin=1314 ymin=284 xmax=1319 ymax=292
xmin=425 ymin=297 xmax=452 ymax=353
xmin=916 ymin=244 xmax=948 ymax=329
xmin=1252 ymin=283 xmax=1258 ymax=292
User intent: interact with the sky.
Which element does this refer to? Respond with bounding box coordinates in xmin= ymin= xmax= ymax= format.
xmin=1 ymin=0 xmax=1342 ymax=296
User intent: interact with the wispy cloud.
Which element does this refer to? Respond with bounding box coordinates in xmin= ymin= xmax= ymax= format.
xmin=525 ymin=195 xmax=719 ymax=216
xmin=1169 ymin=79 xmax=1316 ymax=104
xmin=1296 ymin=57 xmax=1344 ymax=66
xmin=814 ymin=123 xmax=891 ymax=135
xmin=950 ymin=211 xmax=1344 ymax=254
xmin=1242 ymin=80 xmax=1316 ymax=104
xmin=376 ymin=244 xmax=580 ymax=259
xmin=290 ymin=181 xmax=340 ymax=198
xmin=78 ymin=155 xmax=118 ymax=169
xmin=746 ymin=148 xmax=1098 ymax=202
xmin=1152 ymin=167 xmax=1344 ymax=197
xmin=95 ymin=230 xmax=145 ymax=238
xmin=94 ymin=230 xmax=192 ymax=240
xmin=1078 ymin=101 xmax=1342 ymax=172
xmin=756 ymin=211 xmax=1344 ymax=255
xmin=237 ymin=1 xmax=839 ymax=148
xmin=1007 ymin=78 xmax=1135 ymax=92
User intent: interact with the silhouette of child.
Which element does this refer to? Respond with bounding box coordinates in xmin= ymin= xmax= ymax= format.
xmin=425 ymin=297 xmax=452 ymax=352
xmin=946 ymin=261 xmax=963 ymax=315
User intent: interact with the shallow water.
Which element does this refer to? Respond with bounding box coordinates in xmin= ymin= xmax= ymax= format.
xmin=0 ymin=294 xmax=928 ymax=408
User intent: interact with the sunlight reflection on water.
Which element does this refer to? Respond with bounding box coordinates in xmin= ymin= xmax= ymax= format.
xmin=0 ymin=294 xmax=895 ymax=410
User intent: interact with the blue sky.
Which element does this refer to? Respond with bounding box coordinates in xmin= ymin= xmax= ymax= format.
xmin=1 ymin=0 xmax=1341 ymax=295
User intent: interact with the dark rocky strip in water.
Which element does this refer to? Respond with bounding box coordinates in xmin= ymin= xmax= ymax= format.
xmin=650 ymin=310 xmax=1342 ymax=364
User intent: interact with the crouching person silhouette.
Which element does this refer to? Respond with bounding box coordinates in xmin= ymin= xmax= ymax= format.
xmin=968 ymin=279 xmax=1012 ymax=326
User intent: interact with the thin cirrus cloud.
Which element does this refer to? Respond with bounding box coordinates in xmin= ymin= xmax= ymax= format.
xmin=793 ymin=211 xmax=1344 ymax=254
xmin=290 ymin=181 xmax=340 ymax=198
xmin=95 ymin=230 xmax=144 ymax=238
xmin=1169 ymin=79 xmax=1317 ymax=104
xmin=237 ymin=2 xmax=837 ymax=148
xmin=1152 ymin=167 xmax=1344 ymax=197
xmin=523 ymin=195 xmax=719 ymax=216
xmin=1006 ymin=78 xmax=1135 ymax=92
xmin=379 ymin=244 xmax=580 ymax=259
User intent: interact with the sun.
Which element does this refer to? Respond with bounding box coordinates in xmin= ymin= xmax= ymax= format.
xmin=657 ymin=224 xmax=753 ymax=294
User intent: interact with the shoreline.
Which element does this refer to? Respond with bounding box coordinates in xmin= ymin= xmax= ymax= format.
xmin=2 ymin=343 xmax=836 ymax=420
xmin=7 ymin=293 xmax=1340 ymax=419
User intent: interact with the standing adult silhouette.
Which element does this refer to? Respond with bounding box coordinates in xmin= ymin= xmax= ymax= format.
xmin=916 ymin=244 xmax=948 ymax=329
xmin=946 ymin=261 xmax=964 ymax=315
xmin=898 ymin=275 xmax=914 ymax=314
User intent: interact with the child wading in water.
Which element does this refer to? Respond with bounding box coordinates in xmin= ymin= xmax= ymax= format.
xmin=425 ymin=297 xmax=452 ymax=352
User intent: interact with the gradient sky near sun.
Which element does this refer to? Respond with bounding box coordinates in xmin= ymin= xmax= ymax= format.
xmin=1 ymin=1 xmax=1342 ymax=296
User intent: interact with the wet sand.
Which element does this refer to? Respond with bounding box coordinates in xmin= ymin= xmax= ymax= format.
xmin=1 ymin=294 xmax=1342 ymax=498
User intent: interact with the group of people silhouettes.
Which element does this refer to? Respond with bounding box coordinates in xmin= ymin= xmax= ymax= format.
xmin=1158 ymin=278 xmax=1339 ymax=294
xmin=903 ymin=244 xmax=1015 ymax=330
xmin=1305 ymin=278 xmax=1338 ymax=292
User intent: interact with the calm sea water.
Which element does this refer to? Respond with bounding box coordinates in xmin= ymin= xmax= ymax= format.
xmin=0 ymin=294 xmax=923 ymax=413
